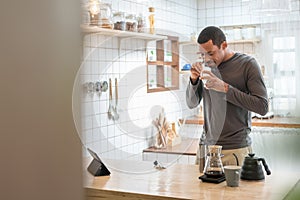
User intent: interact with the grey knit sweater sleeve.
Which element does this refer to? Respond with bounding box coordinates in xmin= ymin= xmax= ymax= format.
xmin=224 ymin=58 xmax=268 ymax=116
xmin=186 ymin=78 xmax=203 ymax=109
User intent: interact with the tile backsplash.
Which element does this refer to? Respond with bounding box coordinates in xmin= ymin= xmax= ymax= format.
xmin=79 ymin=33 xmax=195 ymax=160
xmin=79 ymin=0 xmax=200 ymax=161
xmin=78 ymin=0 xmax=300 ymax=161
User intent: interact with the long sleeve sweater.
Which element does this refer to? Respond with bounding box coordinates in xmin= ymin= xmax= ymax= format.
xmin=186 ymin=53 xmax=268 ymax=149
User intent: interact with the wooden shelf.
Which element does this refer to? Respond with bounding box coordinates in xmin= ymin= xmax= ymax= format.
xmin=147 ymin=36 xmax=179 ymax=93
xmin=180 ymin=115 xmax=300 ymax=128
xmin=179 ymin=70 xmax=190 ymax=74
xmin=81 ymin=24 xmax=168 ymax=41
xmin=147 ymin=61 xmax=176 ymax=66
xmin=143 ymin=138 xmax=198 ymax=156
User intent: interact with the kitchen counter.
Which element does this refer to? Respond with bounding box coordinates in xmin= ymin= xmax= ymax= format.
xmin=84 ymin=159 xmax=299 ymax=200
xmin=143 ymin=138 xmax=198 ymax=156
xmin=143 ymin=116 xmax=300 ymax=157
xmin=180 ymin=116 xmax=300 ymax=128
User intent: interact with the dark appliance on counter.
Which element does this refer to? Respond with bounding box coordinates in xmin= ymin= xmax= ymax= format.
xmin=87 ymin=148 xmax=110 ymax=176
xmin=240 ymin=153 xmax=271 ymax=180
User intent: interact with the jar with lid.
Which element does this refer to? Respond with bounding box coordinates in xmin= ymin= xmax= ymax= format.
xmin=113 ymin=11 xmax=125 ymax=31
xmin=88 ymin=0 xmax=100 ymax=26
xmin=125 ymin=14 xmax=137 ymax=32
xmin=99 ymin=3 xmax=113 ymax=29
xmin=148 ymin=7 xmax=155 ymax=34
xmin=137 ymin=13 xmax=146 ymax=33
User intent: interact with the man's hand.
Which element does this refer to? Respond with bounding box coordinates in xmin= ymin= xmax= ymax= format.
xmin=190 ymin=62 xmax=203 ymax=84
xmin=201 ymin=70 xmax=229 ymax=93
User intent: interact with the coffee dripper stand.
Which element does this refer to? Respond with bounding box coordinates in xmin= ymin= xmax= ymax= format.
xmin=199 ymin=145 xmax=226 ymax=183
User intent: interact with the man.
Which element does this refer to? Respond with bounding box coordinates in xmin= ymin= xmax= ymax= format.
xmin=186 ymin=26 xmax=268 ymax=167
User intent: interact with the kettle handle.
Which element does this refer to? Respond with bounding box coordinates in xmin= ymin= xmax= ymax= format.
xmin=232 ymin=153 xmax=239 ymax=166
xmin=259 ymin=158 xmax=271 ymax=175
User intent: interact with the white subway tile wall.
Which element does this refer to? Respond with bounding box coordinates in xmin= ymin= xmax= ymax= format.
xmin=79 ymin=0 xmax=200 ymax=162
xmin=79 ymin=0 xmax=300 ymax=162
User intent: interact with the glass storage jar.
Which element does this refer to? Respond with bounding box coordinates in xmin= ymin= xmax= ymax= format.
xmin=99 ymin=3 xmax=113 ymax=29
xmin=148 ymin=7 xmax=155 ymax=34
xmin=137 ymin=13 xmax=146 ymax=33
xmin=113 ymin=11 xmax=125 ymax=31
xmin=125 ymin=14 xmax=137 ymax=32
xmin=88 ymin=0 xmax=100 ymax=26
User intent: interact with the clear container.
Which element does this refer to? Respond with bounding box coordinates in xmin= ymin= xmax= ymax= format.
xmin=198 ymin=133 xmax=207 ymax=173
xmin=125 ymin=14 xmax=137 ymax=32
xmin=88 ymin=0 xmax=100 ymax=26
xmin=148 ymin=7 xmax=155 ymax=34
xmin=99 ymin=3 xmax=113 ymax=29
xmin=113 ymin=11 xmax=125 ymax=31
xmin=203 ymin=145 xmax=224 ymax=178
xmin=137 ymin=13 xmax=146 ymax=33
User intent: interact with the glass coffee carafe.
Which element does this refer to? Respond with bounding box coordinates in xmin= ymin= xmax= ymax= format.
xmin=203 ymin=145 xmax=224 ymax=178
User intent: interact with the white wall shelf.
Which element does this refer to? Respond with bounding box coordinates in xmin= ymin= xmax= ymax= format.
xmin=227 ymin=38 xmax=261 ymax=44
xmin=179 ymin=39 xmax=260 ymax=45
xmin=81 ymin=24 xmax=168 ymax=41
xmin=220 ymin=24 xmax=260 ymax=29
xmin=179 ymin=70 xmax=191 ymax=74
xmin=179 ymin=38 xmax=260 ymax=45
xmin=179 ymin=41 xmax=198 ymax=46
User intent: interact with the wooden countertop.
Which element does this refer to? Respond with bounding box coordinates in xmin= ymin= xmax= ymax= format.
xmin=143 ymin=138 xmax=199 ymax=156
xmin=84 ymin=159 xmax=300 ymax=200
xmin=180 ymin=115 xmax=300 ymax=128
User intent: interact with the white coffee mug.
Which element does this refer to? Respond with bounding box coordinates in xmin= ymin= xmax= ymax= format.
xmin=200 ymin=66 xmax=211 ymax=84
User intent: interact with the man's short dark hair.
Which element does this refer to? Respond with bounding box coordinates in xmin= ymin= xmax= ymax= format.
xmin=197 ymin=26 xmax=226 ymax=48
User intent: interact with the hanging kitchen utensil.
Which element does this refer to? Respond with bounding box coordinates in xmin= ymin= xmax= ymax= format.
xmin=107 ymin=78 xmax=114 ymax=120
xmin=95 ymin=81 xmax=108 ymax=93
xmin=113 ymin=78 xmax=119 ymax=120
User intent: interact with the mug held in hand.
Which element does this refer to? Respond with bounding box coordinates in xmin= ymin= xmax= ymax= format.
xmin=201 ymin=66 xmax=211 ymax=84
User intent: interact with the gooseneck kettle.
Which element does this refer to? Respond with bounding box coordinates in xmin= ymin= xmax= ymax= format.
xmin=240 ymin=153 xmax=271 ymax=180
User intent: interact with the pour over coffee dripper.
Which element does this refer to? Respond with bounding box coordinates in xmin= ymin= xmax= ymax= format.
xmin=203 ymin=145 xmax=224 ymax=178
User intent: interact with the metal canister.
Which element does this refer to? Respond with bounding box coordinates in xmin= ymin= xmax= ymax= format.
xmin=199 ymin=132 xmax=206 ymax=173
